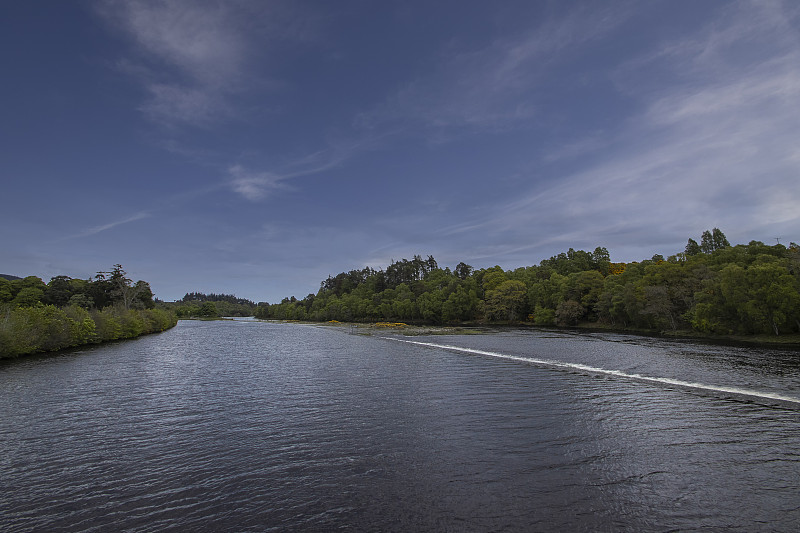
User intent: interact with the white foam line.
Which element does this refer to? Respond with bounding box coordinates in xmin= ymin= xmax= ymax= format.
xmin=383 ymin=337 xmax=800 ymax=406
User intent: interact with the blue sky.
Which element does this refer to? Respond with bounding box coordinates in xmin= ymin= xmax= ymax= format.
xmin=2 ymin=0 xmax=799 ymax=303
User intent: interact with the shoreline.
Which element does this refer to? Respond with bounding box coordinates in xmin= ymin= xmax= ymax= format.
xmin=274 ymin=319 xmax=800 ymax=350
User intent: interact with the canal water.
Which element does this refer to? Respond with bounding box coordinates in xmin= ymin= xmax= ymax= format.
xmin=1 ymin=320 xmax=798 ymax=531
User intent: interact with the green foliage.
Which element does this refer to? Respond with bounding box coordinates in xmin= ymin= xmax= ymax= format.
xmin=685 ymin=238 xmax=702 ymax=256
xmin=0 ymin=304 xmax=177 ymax=358
xmin=532 ymin=305 xmax=556 ymax=326
xmin=12 ymin=287 xmax=45 ymax=307
xmin=700 ymin=228 xmax=731 ymax=254
xmin=485 ymin=280 xmax=527 ymax=321
xmin=3 ymin=265 xmax=154 ymax=312
xmin=0 ymin=278 xmax=13 ymax=303
xmin=556 ymin=300 xmax=585 ymax=326
xmin=0 ymin=264 xmax=177 ymax=358
xmin=163 ymin=292 xmax=256 ymax=317
xmin=198 ymin=302 xmax=219 ymax=317
xmin=259 ymin=229 xmax=800 ymax=338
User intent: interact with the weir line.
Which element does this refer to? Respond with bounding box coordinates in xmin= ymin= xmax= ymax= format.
xmin=382 ymin=337 xmax=800 ymax=408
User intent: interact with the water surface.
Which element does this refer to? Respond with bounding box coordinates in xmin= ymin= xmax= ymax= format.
xmin=1 ymin=320 xmax=798 ymax=531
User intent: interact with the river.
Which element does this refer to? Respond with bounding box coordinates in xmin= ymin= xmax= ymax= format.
xmin=1 ymin=320 xmax=798 ymax=531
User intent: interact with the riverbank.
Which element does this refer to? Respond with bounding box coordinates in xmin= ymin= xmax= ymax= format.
xmin=302 ymin=319 xmax=800 ymax=349
xmin=0 ymin=305 xmax=178 ymax=359
xmin=568 ymin=321 xmax=800 ymax=349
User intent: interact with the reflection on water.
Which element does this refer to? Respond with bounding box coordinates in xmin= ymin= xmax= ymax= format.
xmin=1 ymin=320 xmax=798 ymax=532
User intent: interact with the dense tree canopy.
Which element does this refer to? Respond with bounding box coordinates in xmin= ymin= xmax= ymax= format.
xmin=0 ymin=265 xmax=175 ymax=358
xmin=158 ymin=292 xmax=257 ymax=318
xmin=257 ymin=230 xmax=800 ymax=337
xmin=0 ymin=265 xmax=154 ymax=310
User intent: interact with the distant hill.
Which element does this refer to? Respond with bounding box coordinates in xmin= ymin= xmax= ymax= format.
xmin=0 ymin=274 xmax=21 ymax=281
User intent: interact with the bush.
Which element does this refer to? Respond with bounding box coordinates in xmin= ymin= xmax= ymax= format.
xmin=1 ymin=305 xmax=177 ymax=359
xmin=533 ymin=305 xmax=556 ymax=326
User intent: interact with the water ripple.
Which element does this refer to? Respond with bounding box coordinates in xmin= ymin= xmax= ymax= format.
xmin=1 ymin=321 xmax=798 ymax=532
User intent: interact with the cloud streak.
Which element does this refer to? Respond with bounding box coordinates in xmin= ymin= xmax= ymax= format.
xmin=64 ymin=211 xmax=151 ymax=240
xmin=227 ymin=130 xmax=395 ymax=201
xmin=366 ymin=1 xmax=800 ymax=264
xmin=356 ymin=3 xmax=633 ymax=137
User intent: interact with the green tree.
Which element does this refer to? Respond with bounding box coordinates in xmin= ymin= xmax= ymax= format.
xmin=563 ymin=270 xmax=604 ymax=314
xmin=454 ymin=262 xmax=473 ymax=280
xmin=0 ymin=278 xmax=13 ymax=303
xmin=198 ymin=302 xmax=218 ymax=317
xmin=532 ymin=305 xmax=556 ymax=326
xmin=67 ymin=293 xmax=94 ymax=309
xmin=738 ymin=263 xmax=800 ymax=335
xmin=555 ymin=300 xmax=584 ymax=326
xmin=481 ymin=268 xmax=508 ymax=292
xmin=700 ymin=228 xmax=730 ymax=253
xmin=417 ymin=290 xmax=444 ymax=323
xmin=12 ymin=287 xmax=44 ymax=307
xmin=44 ymin=275 xmax=75 ymax=307
xmin=441 ymin=285 xmax=479 ymax=322
xmin=485 ymin=280 xmax=527 ymax=321
xmin=685 ymin=238 xmax=702 ymax=256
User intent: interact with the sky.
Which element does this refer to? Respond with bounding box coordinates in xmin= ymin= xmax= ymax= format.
xmin=2 ymin=0 xmax=799 ymax=303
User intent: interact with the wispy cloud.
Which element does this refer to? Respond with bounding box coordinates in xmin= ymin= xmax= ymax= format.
xmin=96 ymin=0 xmax=311 ymax=127
xmin=227 ymin=131 xmax=393 ymax=201
xmin=356 ymin=3 xmax=633 ymax=137
xmin=64 ymin=211 xmax=151 ymax=240
xmin=98 ymin=0 xmax=246 ymax=126
xmin=371 ymin=1 xmax=800 ymax=262
xmin=228 ymin=165 xmax=288 ymax=201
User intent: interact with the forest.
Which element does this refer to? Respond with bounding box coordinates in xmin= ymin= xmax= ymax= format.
xmin=256 ymin=230 xmax=800 ymax=338
xmin=158 ymin=292 xmax=257 ymax=318
xmin=0 ymin=265 xmax=177 ymax=358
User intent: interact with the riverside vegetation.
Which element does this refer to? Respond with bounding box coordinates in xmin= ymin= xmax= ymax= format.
xmin=158 ymin=292 xmax=258 ymax=319
xmin=256 ymin=230 xmax=800 ymax=340
xmin=0 ymin=265 xmax=177 ymax=359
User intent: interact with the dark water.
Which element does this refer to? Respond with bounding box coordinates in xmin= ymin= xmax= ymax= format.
xmin=1 ymin=321 xmax=798 ymax=532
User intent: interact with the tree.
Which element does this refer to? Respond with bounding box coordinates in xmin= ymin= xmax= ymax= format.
xmin=739 ymin=263 xmax=800 ymax=335
xmin=68 ymin=293 xmax=94 ymax=309
xmin=0 ymin=278 xmax=13 ymax=303
xmin=700 ymin=228 xmax=730 ymax=253
xmin=532 ymin=305 xmax=556 ymax=326
xmin=485 ymin=280 xmax=527 ymax=321
xmin=12 ymin=287 xmax=44 ymax=307
xmin=94 ymin=265 xmax=153 ymax=310
xmin=108 ymin=264 xmax=136 ymax=309
xmin=454 ymin=262 xmax=473 ymax=280
xmin=417 ymin=291 xmax=444 ymax=323
xmin=712 ymin=228 xmax=730 ymax=250
xmin=643 ymin=286 xmax=677 ymax=330
xmin=133 ymin=281 xmax=155 ymax=309
xmin=555 ymin=300 xmax=584 ymax=326
xmin=685 ymin=238 xmax=702 ymax=256
xmin=592 ymin=247 xmax=611 ymax=275
xmin=563 ymin=270 xmax=604 ymax=312
xmin=198 ymin=302 xmax=218 ymax=317
xmin=441 ymin=285 xmax=479 ymax=322
xmin=480 ymin=267 xmax=508 ymax=291
xmin=44 ymin=276 xmax=74 ymax=307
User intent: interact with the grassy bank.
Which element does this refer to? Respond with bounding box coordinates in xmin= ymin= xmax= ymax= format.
xmin=0 ymin=305 xmax=178 ymax=359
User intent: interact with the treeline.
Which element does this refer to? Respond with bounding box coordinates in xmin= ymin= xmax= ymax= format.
xmin=0 ymin=264 xmax=155 ymax=310
xmin=158 ymin=292 xmax=257 ymax=318
xmin=1 ymin=265 xmax=177 ymax=359
xmin=256 ymin=230 xmax=800 ymax=337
